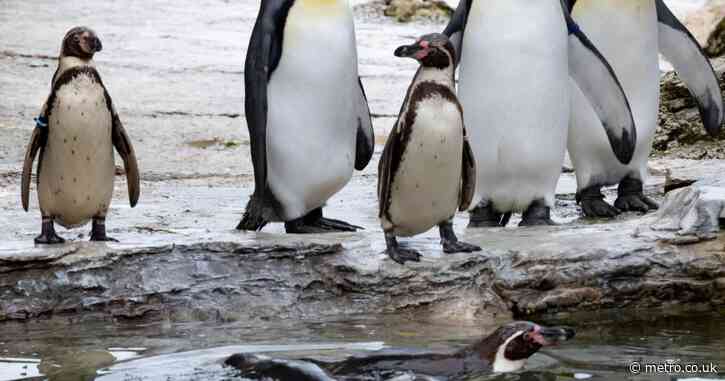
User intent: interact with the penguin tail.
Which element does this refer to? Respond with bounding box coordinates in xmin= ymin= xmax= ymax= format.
xmin=237 ymin=194 xmax=269 ymax=231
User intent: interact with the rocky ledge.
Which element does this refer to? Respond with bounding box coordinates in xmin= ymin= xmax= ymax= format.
xmin=1 ymin=162 xmax=723 ymax=326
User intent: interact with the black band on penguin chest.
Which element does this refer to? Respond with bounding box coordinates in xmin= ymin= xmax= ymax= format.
xmin=46 ymin=66 xmax=112 ymax=118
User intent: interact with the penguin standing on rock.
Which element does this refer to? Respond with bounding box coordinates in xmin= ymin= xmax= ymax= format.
xmin=238 ymin=0 xmax=375 ymax=234
xmin=443 ymin=0 xmax=637 ymax=227
xmin=21 ymin=26 xmax=140 ymax=244
xmin=378 ymin=34 xmax=480 ymax=265
xmin=566 ymin=0 xmax=724 ymax=218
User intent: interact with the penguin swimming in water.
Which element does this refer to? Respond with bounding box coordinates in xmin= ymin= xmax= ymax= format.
xmin=225 ymin=321 xmax=576 ymax=380
xmin=21 ymin=26 xmax=140 ymax=244
xmin=378 ymin=33 xmax=480 ymax=265
xmin=237 ymin=0 xmax=375 ymax=234
xmin=444 ymin=0 xmax=637 ymax=227
xmin=566 ymin=0 xmax=723 ymax=217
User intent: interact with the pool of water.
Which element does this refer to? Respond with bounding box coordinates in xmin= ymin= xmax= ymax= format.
xmin=0 ymin=309 xmax=723 ymax=380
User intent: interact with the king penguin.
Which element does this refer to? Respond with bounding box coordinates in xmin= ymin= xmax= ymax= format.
xmin=378 ymin=33 xmax=480 ymax=265
xmin=566 ymin=0 xmax=724 ymax=217
xmin=237 ymin=0 xmax=375 ymax=234
xmin=21 ymin=26 xmax=140 ymax=244
xmin=444 ymin=0 xmax=637 ymax=227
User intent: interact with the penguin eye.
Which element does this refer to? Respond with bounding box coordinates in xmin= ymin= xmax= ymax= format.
xmin=73 ymin=35 xmax=81 ymax=44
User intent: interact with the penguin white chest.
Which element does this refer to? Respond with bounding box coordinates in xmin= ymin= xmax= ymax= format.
xmin=457 ymin=0 xmax=569 ymax=211
xmin=386 ymin=97 xmax=463 ymax=237
xmin=39 ymin=73 xmax=115 ymax=228
xmin=266 ymin=1 xmax=360 ymax=220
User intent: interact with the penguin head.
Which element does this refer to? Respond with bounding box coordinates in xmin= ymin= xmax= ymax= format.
xmin=394 ymin=33 xmax=455 ymax=69
xmin=61 ymin=26 xmax=103 ymax=60
xmin=474 ymin=321 xmax=575 ymax=372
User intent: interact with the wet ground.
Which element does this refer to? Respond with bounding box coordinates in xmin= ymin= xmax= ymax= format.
xmin=1 ymin=0 xmax=725 ymax=380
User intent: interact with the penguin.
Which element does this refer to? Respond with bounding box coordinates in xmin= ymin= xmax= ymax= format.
xmin=21 ymin=26 xmax=140 ymax=244
xmin=565 ymin=0 xmax=724 ymax=217
xmin=378 ymin=33 xmax=480 ymax=265
xmin=443 ymin=0 xmax=637 ymax=227
xmin=225 ymin=321 xmax=576 ymax=380
xmin=237 ymin=0 xmax=375 ymax=234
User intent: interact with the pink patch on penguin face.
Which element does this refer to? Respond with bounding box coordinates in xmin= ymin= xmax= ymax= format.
xmin=415 ymin=49 xmax=429 ymax=60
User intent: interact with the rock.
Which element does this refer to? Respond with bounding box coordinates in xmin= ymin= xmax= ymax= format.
xmin=649 ymin=185 xmax=725 ymax=236
xmin=684 ymin=0 xmax=725 ymax=49
xmin=655 ymin=58 xmax=725 ymax=159
xmin=706 ymin=16 xmax=725 ymax=57
xmin=382 ymin=0 xmax=453 ymax=23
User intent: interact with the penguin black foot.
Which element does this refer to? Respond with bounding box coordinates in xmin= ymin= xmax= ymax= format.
xmin=578 ymin=185 xmax=621 ymax=218
xmin=285 ymin=208 xmax=362 ymax=234
xmin=35 ymin=218 xmax=65 ymax=244
xmin=614 ymin=177 xmax=659 ymax=213
xmin=519 ymin=199 xmax=557 ymax=226
xmin=90 ymin=218 xmax=118 ymax=242
xmin=439 ymin=221 xmax=481 ymax=253
xmin=468 ymin=200 xmax=509 ymax=227
xmin=385 ymin=233 xmax=421 ymax=265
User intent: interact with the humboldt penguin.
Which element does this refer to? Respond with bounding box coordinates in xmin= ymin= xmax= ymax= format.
xmin=378 ymin=34 xmax=480 ymax=265
xmin=237 ymin=0 xmax=375 ymax=234
xmin=566 ymin=0 xmax=723 ymax=217
xmin=21 ymin=26 xmax=140 ymax=244
xmin=443 ymin=0 xmax=637 ymax=227
xmin=225 ymin=321 xmax=576 ymax=379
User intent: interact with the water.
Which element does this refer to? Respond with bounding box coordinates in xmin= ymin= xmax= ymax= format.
xmin=0 ymin=310 xmax=722 ymax=380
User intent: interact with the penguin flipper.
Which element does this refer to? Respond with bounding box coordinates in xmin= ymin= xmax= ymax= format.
xmin=459 ymin=133 xmax=476 ymax=212
xmin=377 ymin=125 xmax=401 ymax=219
xmin=566 ymin=15 xmax=637 ymax=165
xmin=111 ymin=114 xmax=140 ymax=207
xmin=245 ymin=0 xmax=292 ymax=197
xmin=560 ymin=0 xmax=576 ymax=13
xmin=21 ymin=127 xmax=45 ymax=212
xmin=355 ymin=77 xmax=375 ymax=170
xmin=656 ymin=0 xmax=724 ymax=137
xmin=238 ymin=1 xmax=293 ymax=230
xmin=442 ymin=0 xmax=471 ymax=65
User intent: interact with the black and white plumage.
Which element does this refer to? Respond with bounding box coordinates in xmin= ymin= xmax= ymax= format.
xmin=443 ymin=0 xmax=636 ymax=227
xmin=565 ymin=0 xmax=724 ymax=218
xmin=225 ymin=321 xmax=576 ymax=380
xmin=21 ymin=26 xmax=140 ymax=244
xmin=378 ymin=34 xmax=479 ymax=265
xmin=238 ymin=0 xmax=374 ymax=234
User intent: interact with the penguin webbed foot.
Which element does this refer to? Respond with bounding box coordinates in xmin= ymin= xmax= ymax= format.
xmin=519 ymin=200 xmax=557 ymax=226
xmin=442 ymin=240 xmax=481 ymax=254
xmin=439 ymin=220 xmax=481 ymax=254
xmin=468 ymin=201 xmax=508 ymax=228
xmin=35 ymin=218 xmax=65 ymax=245
xmin=578 ymin=186 xmax=621 ymax=218
xmin=285 ymin=208 xmax=362 ymax=234
xmin=385 ymin=233 xmax=421 ymax=265
xmin=614 ymin=194 xmax=659 ymax=213
xmin=90 ymin=218 xmax=118 ymax=242
xmin=614 ymin=177 xmax=659 ymax=213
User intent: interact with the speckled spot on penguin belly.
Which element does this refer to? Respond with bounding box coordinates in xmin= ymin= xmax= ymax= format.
xmin=38 ymin=74 xmax=116 ymax=228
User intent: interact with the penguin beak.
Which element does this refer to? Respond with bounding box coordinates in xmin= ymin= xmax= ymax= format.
xmin=527 ymin=326 xmax=576 ymax=346
xmin=92 ymin=37 xmax=103 ymax=53
xmin=394 ymin=43 xmax=426 ymax=60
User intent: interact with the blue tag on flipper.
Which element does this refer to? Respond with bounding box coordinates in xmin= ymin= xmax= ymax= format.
xmin=34 ymin=116 xmax=48 ymax=130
